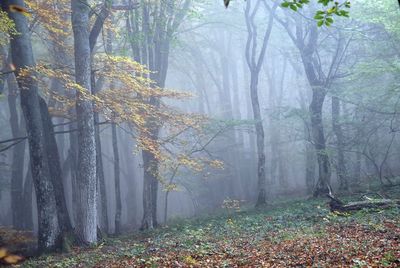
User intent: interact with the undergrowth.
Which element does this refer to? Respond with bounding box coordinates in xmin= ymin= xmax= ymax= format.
xmin=22 ymin=189 xmax=400 ymax=267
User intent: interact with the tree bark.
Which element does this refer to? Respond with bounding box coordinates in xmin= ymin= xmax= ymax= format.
xmin=309 ymin=86 xmax=331 ymax=196
xmin=39 ymin=97 xmax=73 ymax=235
xmin=23 ymin=160 xmax=33 ymax=230
xmin=88 ymin=2 xmax=112 ymax=235
xmin=68 ymin=129 xmax=79 ymax=226
xmin=250 ymin=74 xmax=267 ymax=206
xmin=71 ymin=0 xmax=97 ymax=244
xmin=305 ymin=140 xmax=316 ymax=194
xmin=112 ymin=122 xmax=121 ymax=234
xmin=2 ymin=0 xmax=60 ymax=252
xmin=141 ymin=150 xmax=157 ymax=229
xmin=94 ymin=112 xmax=108 ymax=233
xmin=7 ymin=71 xmax=26 ymax=230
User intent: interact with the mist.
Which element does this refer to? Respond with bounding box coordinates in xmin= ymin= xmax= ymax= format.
xmin=0 ymin=0 xmax=399 ymax=266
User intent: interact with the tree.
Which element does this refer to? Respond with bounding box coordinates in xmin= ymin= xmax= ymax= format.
xmin=268 ymin=3 xmax=351 ymax=196
xmin=244 ymin=0 xmax=277 ymax=206
xmin=1 ymin=0 xmax=60 ymax=252
xmin=4 ymin=50 xmax=28 ymax=230
xmin=126 ymin=0 xmax=191 ymax=230
xmin=71 ymin=0 xmax=97 ymax=244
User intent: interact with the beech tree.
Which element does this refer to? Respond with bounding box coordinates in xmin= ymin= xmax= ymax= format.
xmin=1 ymin=0 xmax=61 ymax=252
xmin=71 ymin=0 xmax=97 ymax=244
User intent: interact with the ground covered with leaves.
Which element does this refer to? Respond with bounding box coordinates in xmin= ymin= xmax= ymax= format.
xmin=19 ymin=194 xmax=400 ymax=267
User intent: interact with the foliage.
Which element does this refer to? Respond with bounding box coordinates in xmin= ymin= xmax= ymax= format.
xmin=18 ymin=53 xmax=216 ymax=177
xmin=223 ymin=0 xmax=350 ymax=26
xmin=26 ymin=0 xmax=70 ymax=43
xmin=282 ymin=0 xmax=350 ymax=26
xmin=0 ymin=10 xmax=18 ymax=46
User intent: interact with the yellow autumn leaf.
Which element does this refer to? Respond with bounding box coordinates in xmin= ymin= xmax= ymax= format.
xmin=4 ymin=254 xmax=23 ymax=264
xmin=0 ymin=248 xmax=7 ymax=258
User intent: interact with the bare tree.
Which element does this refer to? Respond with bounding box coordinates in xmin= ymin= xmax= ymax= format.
xmin=244 ymin=0 xmax=277 ymax=206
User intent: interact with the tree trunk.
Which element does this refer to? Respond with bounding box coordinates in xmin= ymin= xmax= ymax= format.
xmin=328 ymin=195 xmax=400 ymax=212
xmin=137 ymin=0 xmax=189 ymax=230
xmin=7 ymin=72 xmax=26 ymax=230
xmin=250 ymin=73 xmax=267 ymax=206
xmin=141 ymin=150 xmax=157 ymax=229
xmin=244 ymin=0 xmax=277 ymax=206
xmin=91 ymin=24 xmax=109 ymax=236
xmin=71 ymin=0 xmax=97 ymax=244
xmin=310 ymin=87 xmax=331 ymax=196
xmin=23 ymin=161 xmax=33 ymax=230
xmin=39 ymin=97 xmax=73 ymax=234
xmin=112 ymin=122 xmax=121 ymax=234
xmin=94 ymin=107 xmax=108 ymax=234
xmin=305 ymin=141 xmax=316 ymax=194
xmin=151 ymin=164 xmax=159 ymax=228
xmin=68 ymin=125 xmax=78 ymax=226
xmin=163 ymin=191 xmax=169 ymax=224
xmin=0 ymin=45 xmax=7 ymax=94
xmin=3 ymin=0 xmax=60 ymax=252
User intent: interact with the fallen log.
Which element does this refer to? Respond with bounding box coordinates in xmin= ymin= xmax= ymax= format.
xmin=327 ymin=194 xmax=400 ymax=212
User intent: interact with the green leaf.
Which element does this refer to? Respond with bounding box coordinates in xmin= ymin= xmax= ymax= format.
xmin=317 ymin=20 xmax=324 ymax=27
xmin=327 ymin=7 xmax=336 ymax=14
xmin=281 ymin=2 xmax=290 ymax=7
xmin=318 ymin=0 xmax=330 ymax=6
xmin=290 ymin=4 xmax=298 ymax=11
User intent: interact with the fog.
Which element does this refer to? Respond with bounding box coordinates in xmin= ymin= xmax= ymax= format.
xmin=0 ymin=0 xmax=400 ymax=258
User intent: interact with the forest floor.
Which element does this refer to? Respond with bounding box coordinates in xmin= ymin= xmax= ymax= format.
xmin=16 ymin=188 xmax=400 ymax=267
